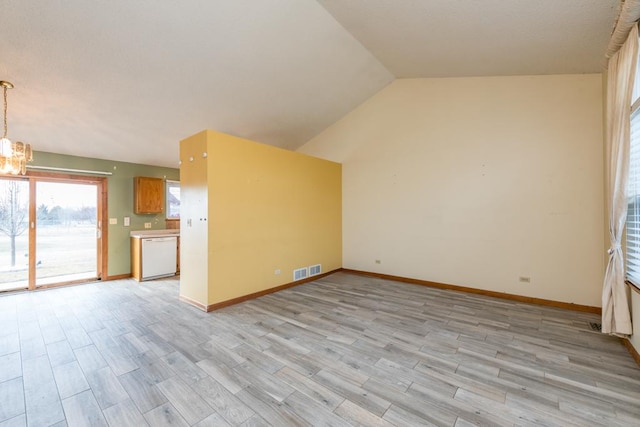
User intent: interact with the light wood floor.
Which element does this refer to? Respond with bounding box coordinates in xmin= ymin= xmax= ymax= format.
xmin=0 ymin=272 xmax=639 ymax=426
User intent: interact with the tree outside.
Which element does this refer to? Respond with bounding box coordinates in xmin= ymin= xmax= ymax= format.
xmin=0 ymin=180 xmax=28 ymax=267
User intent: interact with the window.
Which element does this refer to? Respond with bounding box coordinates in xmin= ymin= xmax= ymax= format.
xmin=626 ymin=54 xmax=640 ymax=285
xmin=166 ymin=180 xmax=180 ymax=219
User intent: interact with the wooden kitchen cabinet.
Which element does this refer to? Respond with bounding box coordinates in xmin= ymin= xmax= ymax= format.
xmin=134 ymin=176 xmax=164 ymax=214
xmin=131 ymin=237 xmax=143 ymax=281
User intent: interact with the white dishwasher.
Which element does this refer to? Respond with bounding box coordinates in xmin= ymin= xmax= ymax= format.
xmin=141 ymin=236 xmax=177 ymax=280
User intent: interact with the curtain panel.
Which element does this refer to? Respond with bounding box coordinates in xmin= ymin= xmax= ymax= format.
xmin=603 ymin=24 xmax=638 ymax=336
xmin=607 ymin=0 xmax=640 ymax=58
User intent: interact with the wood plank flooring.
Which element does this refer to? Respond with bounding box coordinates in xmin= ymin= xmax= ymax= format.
xmin=0 ymin=271 xmax=638 ymax=426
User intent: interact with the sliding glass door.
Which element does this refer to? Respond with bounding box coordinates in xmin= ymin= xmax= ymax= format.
xmin=0 ymin=178 xmax=30 ymax=291
xmin=35 ymin=181 xmax=99 ymax=286
xmin=0 ymin=174 xmax=105 ymax=291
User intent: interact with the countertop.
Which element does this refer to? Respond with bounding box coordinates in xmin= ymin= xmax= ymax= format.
xmin=130 ymin=229 xmax=180 ymax=238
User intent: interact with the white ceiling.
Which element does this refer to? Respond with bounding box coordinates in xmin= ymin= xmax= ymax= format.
xmin=0 ymin=0 xmax=619 ymax=168
xmin=318 ymin=0 xmax=620 ymax=78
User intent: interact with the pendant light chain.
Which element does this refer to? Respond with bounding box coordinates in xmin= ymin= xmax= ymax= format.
xmin=2 ymin=84 xmax=7 ymax=139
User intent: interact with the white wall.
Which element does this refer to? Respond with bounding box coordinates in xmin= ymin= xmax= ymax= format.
xmin=632 ymin=291 xmax=640 ymax=351
xmin=300 ymin=74 xmax=605 ymax=307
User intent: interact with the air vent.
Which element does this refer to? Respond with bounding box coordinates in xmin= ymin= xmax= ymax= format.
xmin=293 ymin=267 xmax=308 ymax=281
xmin=589 ymin=322 xmax=602 ymax=332
xmin=309 ymin=264 xmax=321 ymax=276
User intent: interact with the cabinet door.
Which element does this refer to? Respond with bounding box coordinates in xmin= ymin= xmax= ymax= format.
xmin=134 ymin=177 xmax=164 ymax=214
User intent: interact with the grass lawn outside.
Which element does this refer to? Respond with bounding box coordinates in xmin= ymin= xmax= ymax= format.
xmin=0 ymin=223 xmax=97 ymax=291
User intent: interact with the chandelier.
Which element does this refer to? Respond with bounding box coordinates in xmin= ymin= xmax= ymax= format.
xmin=0 ymin=81 xmax=33 ymax=175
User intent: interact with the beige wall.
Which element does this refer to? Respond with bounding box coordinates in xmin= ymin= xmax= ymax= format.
xmin=180 ymin=130 xmax=342 ymax=307
xmin=631 ymin=291 xmax=640 ymax=351
xmin=300 ymin=74 xmax=605 ymax=307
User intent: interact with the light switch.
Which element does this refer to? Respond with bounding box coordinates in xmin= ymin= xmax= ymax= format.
xmin=109 ymin=218 xmax=117 ymax=225
xmin=144 ymin=222 xmax=151 ymax=229
xmin=123 ymin=217 xmax=130 ymax=227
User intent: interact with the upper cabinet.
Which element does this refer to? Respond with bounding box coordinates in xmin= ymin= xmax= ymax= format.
xmin=134 ymin=176 xmax=164 ymax=214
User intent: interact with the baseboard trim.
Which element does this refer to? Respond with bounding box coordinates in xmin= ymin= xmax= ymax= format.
xmin=104 ymin=273 xmax=132 ymax=281
xmin=342 ymin=269 xmax=602 ymax=314
xmin=179 ymin=294 xmax=209 ymax=312
xmin=623 ymin=338 xmax=640 ymax=367
xmin=181 ymin=269 xmax=341 ymax=312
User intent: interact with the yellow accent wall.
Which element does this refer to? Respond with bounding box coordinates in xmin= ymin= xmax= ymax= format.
xmin=178 ymin=131 xmax=210 ymax=305
xmin=180 ymin=130 xmax=342 ymax=307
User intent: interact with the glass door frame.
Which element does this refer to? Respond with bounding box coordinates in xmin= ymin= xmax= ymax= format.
xmin=11 ymin=171 xmax=107 ymax=290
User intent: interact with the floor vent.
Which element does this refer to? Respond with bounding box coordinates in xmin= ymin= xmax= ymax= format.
xmin=309 ymin=264 xmax=322 ymax=276
xmin=293 ymin=267 xmax=308 ymax=281
xmin=589 ymin=322 xmax=602 ymax=332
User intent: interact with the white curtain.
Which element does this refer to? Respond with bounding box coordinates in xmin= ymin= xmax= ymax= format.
xmin=603 ymin=24 xmax=639 ymax=336
xmin=607 ymin=0 xmax=640 ymax=58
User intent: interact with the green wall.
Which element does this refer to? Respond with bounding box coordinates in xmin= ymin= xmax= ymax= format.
xmin=32 ymin=151 xmax=179 ymax=277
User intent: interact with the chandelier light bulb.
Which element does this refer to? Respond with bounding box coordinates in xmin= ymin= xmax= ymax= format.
xmin=0 ymin=137 xmax=11 ymax=156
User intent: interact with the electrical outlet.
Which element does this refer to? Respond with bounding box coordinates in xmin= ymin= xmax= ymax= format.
xmin=123 ymin=217 xmax=130 ymax=227
xmin=519 ymin=276 xmax=531 ymax=283
xmin=109 ymin=218 xmax=117 ymax=225
xmin=144 ymin=222 xmax=151 ymax=229
xmin=274 ymin=269 xmax=281 ymax=275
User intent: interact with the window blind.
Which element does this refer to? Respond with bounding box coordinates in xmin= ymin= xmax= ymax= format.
xmin=627 ymin=108 xmax=640 ymax=284
xmin=626 ymin=64 xmax=640 ymax=285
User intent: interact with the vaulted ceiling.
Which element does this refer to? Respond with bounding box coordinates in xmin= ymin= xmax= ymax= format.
xmin=0 ymin=0 xmax=619 ymax=168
